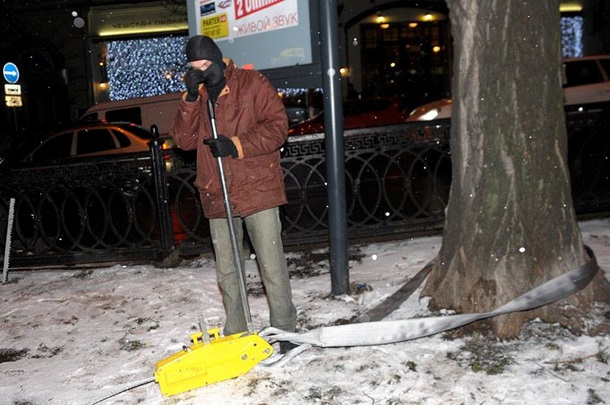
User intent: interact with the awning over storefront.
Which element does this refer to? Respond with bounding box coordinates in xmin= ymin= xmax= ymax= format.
xmin=89 ymin=3 xmax=188 ymax=38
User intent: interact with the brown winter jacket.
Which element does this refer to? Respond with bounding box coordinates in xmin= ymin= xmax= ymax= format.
xmin=171 ymin=58 xmax=289 ymax=219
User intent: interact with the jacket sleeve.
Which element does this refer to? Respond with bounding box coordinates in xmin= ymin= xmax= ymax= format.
xmin=170 ymin=95 xmax=208 ymax=151
xmin=234 ymin=73 xmax=288 ymax=158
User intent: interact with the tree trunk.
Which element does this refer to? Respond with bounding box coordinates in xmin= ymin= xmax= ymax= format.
xmin=422 ymin=0 xmax=610 ymax=338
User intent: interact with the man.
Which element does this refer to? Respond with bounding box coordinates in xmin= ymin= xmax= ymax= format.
xmin=171 ymin=35 xmax=297 ymax=353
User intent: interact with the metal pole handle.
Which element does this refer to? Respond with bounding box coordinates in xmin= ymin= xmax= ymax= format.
xmin=2 ymin=198 xmax=15 ymax=284
xmin=206 ymin=99 xmax=254 ymax=333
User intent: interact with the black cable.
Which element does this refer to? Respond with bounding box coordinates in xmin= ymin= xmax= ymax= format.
xmin=84 ymin=376 xmax=155 ymax=405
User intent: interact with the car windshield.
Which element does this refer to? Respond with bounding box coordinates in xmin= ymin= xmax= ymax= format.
xmin=564 ymin=60 xmax=604 ymax=87
xmin=343 ymin=99 xmax=393 ymax=116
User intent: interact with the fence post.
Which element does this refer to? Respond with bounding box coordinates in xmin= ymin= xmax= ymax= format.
xmin=149 ymin=125 xmax=176 ymax=262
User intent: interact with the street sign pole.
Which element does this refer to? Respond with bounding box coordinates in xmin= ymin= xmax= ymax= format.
xmin=319 ymin=0 xmax=349 ymax=296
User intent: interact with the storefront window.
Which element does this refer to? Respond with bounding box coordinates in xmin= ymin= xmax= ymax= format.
xmin=106 ymin=35 xmax=188 ymax=100
xmin=561 ymin=15 xmax=583 ymax=58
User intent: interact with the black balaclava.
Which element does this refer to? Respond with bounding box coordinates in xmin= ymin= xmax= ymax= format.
xmin=186 ymin=35 xmax=227 ymax=101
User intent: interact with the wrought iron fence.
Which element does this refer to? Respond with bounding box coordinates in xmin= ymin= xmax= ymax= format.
xmin=1 ymin=112 xmax=609 ymax=269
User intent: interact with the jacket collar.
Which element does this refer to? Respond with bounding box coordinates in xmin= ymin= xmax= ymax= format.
xmin=218 ymin=58 xmax=236 ymax=99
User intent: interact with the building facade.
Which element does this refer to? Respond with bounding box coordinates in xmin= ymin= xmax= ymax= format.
xmin=0 ymin=0 xmax=607 ymax=141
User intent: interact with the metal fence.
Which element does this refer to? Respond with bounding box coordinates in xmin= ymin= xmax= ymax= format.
xmin=1 ymin=112 xmax=609 ymax=269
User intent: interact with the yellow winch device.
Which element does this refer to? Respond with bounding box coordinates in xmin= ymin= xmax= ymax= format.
xmin=154 ymin=326 xmax=273 ymax=396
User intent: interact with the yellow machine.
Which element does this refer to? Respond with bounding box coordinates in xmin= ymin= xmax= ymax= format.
xmin=154 ymin=327 xmax=274 ymax=396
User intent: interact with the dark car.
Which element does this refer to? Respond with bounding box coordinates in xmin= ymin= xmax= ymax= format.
xmin=288 ymin=98 xmax=410 ymax=136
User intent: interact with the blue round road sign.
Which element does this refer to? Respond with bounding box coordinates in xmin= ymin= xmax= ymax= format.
xmin=3 ymin=62 xmax=20 ymax=84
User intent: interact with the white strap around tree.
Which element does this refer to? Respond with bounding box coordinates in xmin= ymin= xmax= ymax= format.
xmin=261 ymin=246 xmax=599 ymax=348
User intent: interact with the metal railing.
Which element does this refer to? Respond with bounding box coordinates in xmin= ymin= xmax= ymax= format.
xmin=1 ymin=112 xmax=609 ymax=269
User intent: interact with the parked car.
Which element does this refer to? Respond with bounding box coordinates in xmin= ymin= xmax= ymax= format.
xmin=23 ymin=122 xmax=170 ymax=163
xmin=407 ymin=55 xmax=610 ymax=121
xmin=288 ymin=98 xmax=410 ymax=135
xmin=79 ymin=92 xmax=182 ymax=137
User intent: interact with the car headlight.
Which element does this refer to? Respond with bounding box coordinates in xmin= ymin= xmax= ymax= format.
xmin=418 ymin=108 xmax=440 ymax=121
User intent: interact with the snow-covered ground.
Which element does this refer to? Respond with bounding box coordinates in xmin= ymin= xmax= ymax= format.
xmin=1 ymin=219 xmax=609 ymax=405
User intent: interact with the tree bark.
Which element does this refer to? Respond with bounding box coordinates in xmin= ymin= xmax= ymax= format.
xmin=422 ymin=0 xmax=610 ymax=338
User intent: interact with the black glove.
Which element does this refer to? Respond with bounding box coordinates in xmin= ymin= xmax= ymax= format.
xmin=204 ymin=135 xmax=238 ymax=158
xmin=184 ymin=69 xmax=207 ymax=102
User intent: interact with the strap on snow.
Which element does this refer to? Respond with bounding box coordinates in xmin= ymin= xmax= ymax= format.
xmin=262 ymin=246 xmax=600 ymax=348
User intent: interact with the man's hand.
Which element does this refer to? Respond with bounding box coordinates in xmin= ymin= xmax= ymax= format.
xmin=184 ymin=69 xmax=207 ymax=102
xmin=204 ymin=135 xmax=238 ymax=158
